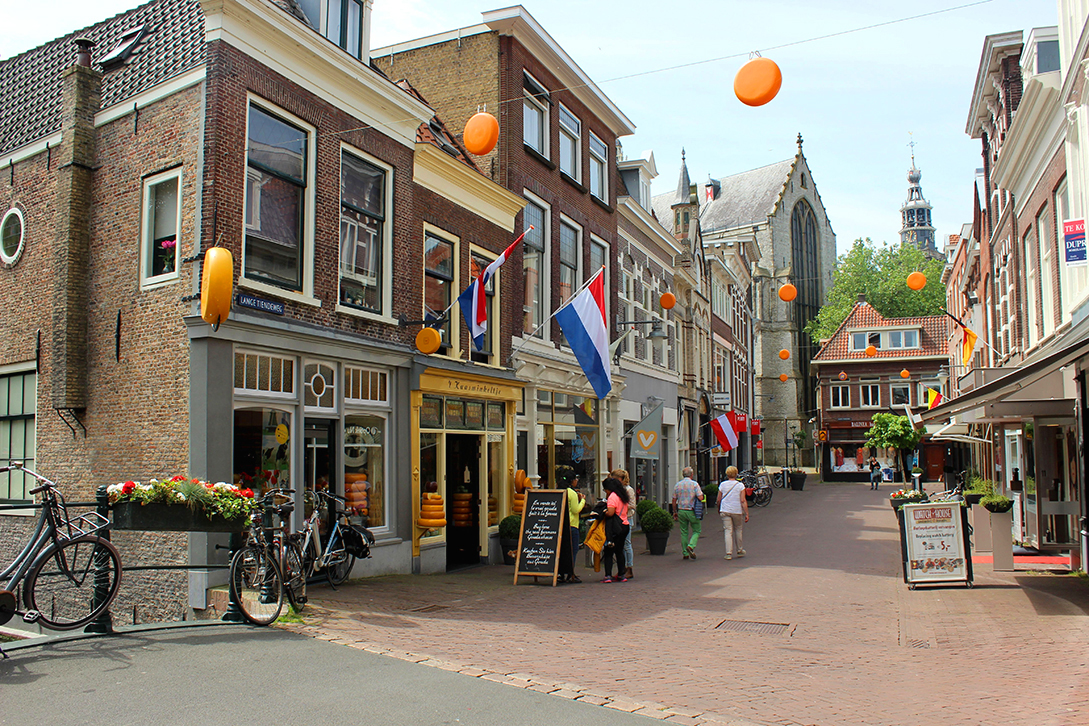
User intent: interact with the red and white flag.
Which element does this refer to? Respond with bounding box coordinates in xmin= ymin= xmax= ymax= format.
xmin=710 ymin=413 xmax=738 ymax=452
xmin=458 ymin=229 xmax=529 ymax=350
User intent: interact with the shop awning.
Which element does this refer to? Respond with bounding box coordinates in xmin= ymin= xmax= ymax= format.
xmin=929 ymin=420 xmax=990 ymax=445
xmin=920 ymin=321 xmax=1089 ymax=422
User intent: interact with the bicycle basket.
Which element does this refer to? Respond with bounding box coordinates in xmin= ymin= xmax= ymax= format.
xmin=342 ymin=524 xmax=373 ymax=558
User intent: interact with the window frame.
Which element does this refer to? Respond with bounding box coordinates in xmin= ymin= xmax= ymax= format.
xmin=558 ymin=216 xmax=582 ymax=308
xmin=521 ymin=191 xmax=550 ymax=340
xmin=891 ymin=384 xmax=911 ymax=407
xmin=140 ymin=167 xmax=182 ymax=288
xmin=241 ymin=96 xmax=318 ymax=306
xmin=423 ymin=225 xmax=459 ymax=358
xmin=830 ymin=385 xmax=850 ymax=409
xmin=336 ymin=145 xmax=393 ymax=320
xmin=0 ymin=207 xmax=26 ymax=266
xmin=588 ymin=132 xmax=608 ymax=200
xmin=468 ymin=245 xmax=499 ymax=366
xmin=0 ymin=366 xmax=37 ymax=505
xmin=860 ymin=380 xmax=880 ymax=408
xmin=558 ymin=103 xmax=581 ymax=182
xmin=522 ymin=72 xmax=550 ymax=157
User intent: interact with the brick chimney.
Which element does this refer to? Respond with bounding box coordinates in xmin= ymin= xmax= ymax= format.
xmin=52 ymin=38 xmax=101 ymax=410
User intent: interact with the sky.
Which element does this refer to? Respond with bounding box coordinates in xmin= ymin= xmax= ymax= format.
xmin=1 ymin=0 xmax=1056 ymax=255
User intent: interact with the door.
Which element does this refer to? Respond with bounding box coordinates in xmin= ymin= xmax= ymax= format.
xmin=446 ymin=434 xmax=482 ymax=569
xmin=924 ymin=444 xmax=944 ymax=483
xmin=304 ymin=419 xmax=336 ymax=531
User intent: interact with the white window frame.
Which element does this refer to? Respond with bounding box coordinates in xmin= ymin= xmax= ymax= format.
xmin=468 ymin=243 xmax=500 ymax=366
xmin=887 ymin=329 xmax=920 ymax=349
xmin=850 ymin=332 xmax=867 ymax=351
xmin=891 ymin=384 xmax=911 ymax=407
xmin=1039 ymin=204 xmax=1055 ymax=339
xmin=558 ymin=103 xmax=581 ymax=181
xmin=589 ymin=131 xmax=607 ymax=200
xmin=1024 ymin=229 xmax=1039 ymax=348
xmin=342 ymin=409 xmax=390 ymax=533
xmin=589 ymin=234 xmax=609 ymax=309
xmin=830 ymin=385 xmax=850 ymax=409
xmin=558 ymin=215 xmax=582 ymax=305
xmin=423 ymin=224 xmax=460 ymax=359
xmin=522 ymin=72 xmax=550 ymax=157
xmin=860 ymin=380 xmax=880 ymax=408
xmin=303 ymin=359 xmax=338 ymax=414
xmin=521 ymin=190 xmax=550 ymax=340
xmin=140 ymin=168 xmax=182 ymax=288
xmin=344 ymin=366 xmax=390 ymax=404
xmin=336 ymin=144 xmax=394 ymax=322
xmin=240 ymin=95 xmax=318 ymax=307
xmin=233 ymin=349 xmax=298 ymax=400
xmin=1056 ymin=179 xmax=1088 ymax=321
xmin=1 ymin=207 xmax=26 ymax=266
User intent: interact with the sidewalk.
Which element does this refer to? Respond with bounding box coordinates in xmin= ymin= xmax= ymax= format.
xmin=287 ymin=481 xmax=1089 ymax=726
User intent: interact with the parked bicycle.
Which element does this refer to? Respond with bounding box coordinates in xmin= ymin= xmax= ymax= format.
xmin=296 ymin=489 xmax=372 ymax=590
xmin=740 ymin=468 xmax=773 ymax=507
xmin=228 ymin=488 xmax=297 ymax=626
xmin=0 ymin=462 xmax=121 ymax=632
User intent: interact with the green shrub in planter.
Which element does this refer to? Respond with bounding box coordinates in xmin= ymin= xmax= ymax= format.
xmin=635 ymin=498 xmax=660 ymax=521
xmin=498 ymin=514 xmax=522 ymax=540
xmin=980 ymin=493 xmax=1013 ymax=513
xmin=702 ymin=481 xmax=719 ymax=503
xmin=640 ymin=506 xmax=674 ymax=533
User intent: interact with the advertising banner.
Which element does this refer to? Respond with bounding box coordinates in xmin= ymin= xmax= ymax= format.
xmin=1064 ymin=218 xmax=1086 ymax=266
xmin=900 ymin=502 xmax=972 ymax=586
xmin=628 ymin=404 xmax=663 ymax=460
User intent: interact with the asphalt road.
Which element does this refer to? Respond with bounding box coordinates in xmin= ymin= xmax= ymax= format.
xmin=0 ymin=624 xmax=658 ymax=726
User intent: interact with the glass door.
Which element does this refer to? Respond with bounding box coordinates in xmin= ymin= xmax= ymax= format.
xmin=304 ymin=419 xmax=335 ymax=532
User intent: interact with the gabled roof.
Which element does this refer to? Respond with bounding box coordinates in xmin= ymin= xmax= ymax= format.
xmin=812 ymin=301 xmax=947 ymax=362
xmin=395 ymin=80 xmax=483 ymax=175
xmin=1 ymin=0 xmax=205 ymax=156
xmin=699 ymin=158 xmax=794 ymax=233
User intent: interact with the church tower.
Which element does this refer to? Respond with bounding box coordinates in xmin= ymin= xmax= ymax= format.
xmin=899 ymin=151 xmax=940 ymax=258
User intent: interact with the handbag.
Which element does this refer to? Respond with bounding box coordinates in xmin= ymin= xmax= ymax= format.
xmin=744 ymin=487 xmax=755 ymax=498
xmin=693 ymin=494 xmax=705 ymax=520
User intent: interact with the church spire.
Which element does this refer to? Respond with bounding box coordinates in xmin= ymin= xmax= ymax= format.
xmin=899 ymin=144 xmax=939 ymax=259
xmin=674 ymin=148 xmax=692 ymax=205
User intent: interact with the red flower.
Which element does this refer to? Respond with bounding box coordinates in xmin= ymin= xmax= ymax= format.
xmin=241 ymin=488 xmax=254 ymax=498
xmin=122 ymin=482 xmax=135 ymax=495
xmin=205 ymin=483 xmax=215 ymax=489
xmin=171 ymin=475 xmax=187 ymax=482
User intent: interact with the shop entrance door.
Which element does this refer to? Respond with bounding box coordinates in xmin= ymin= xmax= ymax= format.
xmin=446 ymin=434 xmax=482 ymax=569
xmin=304 ymin=419 xmax=336 ymax=530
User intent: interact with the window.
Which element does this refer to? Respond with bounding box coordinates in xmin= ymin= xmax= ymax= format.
xmin=589 ymin=132 xmax=607 ymax=199
xmin=522 ymin=198 xmax=547 ymax=337
xmin=344 ymin=367 xmax=388 ymax=403
xmin=424 ymin=233 xmax=455 ymax=352
xmin=830 ymin=385 xmax=850 ymax=408
xmin=344 ymin=414 xmax=386 ymax=528
xmin=303 ymin=361 xmax=336 ymax=411
xmin=1056 ymin=179 xmax=1088 ymax=320
xmin=558 ymin=105 xmax=580 ymax=180
xmin=1 ymin=207 xmax=25 ymax=265
xmin=860 ymin=380 xmax=880 ymax=407
xmin=851 ymin=332 xmax=879 ymax=351
xmin=234 ymin=351 xmax=295 ymax=396
xmin=469 ymin=250 xmax=496 ymax=364
xmin=1038 ymin=204 xmax=1055 ymax=338
xmin=0 ymin=370 xmax=36 ymax=503
xmin=589 ymin=236 xmax=608 ymax=299
xmin=1024 ymin=230 xmax=1038 ymax=347
xmin=891 ymin=385 xmax=910 ymax=406
xmin=233 ymin=408 xmax=291 ymax=496
xmin=244 ymin=104 xmax=310 ymax=292
xmin=298 ymin=0 xmax=366 ymax=59
xmin=888 ymin=330 xmax=918 ymax=348
xmin=339 ymin=150 xmax=386 ymax=313
xmin=141 ymin=170 xmax=181 ymax=283
xmin=523 ymin=73 xmax=549 ymax=156
xmin=558 ymin=220 xmax=580 ymax=302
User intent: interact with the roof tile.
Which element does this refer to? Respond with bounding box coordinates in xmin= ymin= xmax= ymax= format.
xmin=812 ymin=302 xmax=948 ymax=362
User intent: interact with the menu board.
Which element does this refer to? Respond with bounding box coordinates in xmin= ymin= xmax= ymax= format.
xmin=513 ymin=489 xmax=568 ymax=586
xmin=899 ymin=502 xmax=973 ymax=587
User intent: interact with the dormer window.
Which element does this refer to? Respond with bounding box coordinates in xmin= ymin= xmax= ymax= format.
xmin=297 ymin=0 xmax=368 ymax=60
xmin=888 ymin=330 xmax=919 ymax=349
xmin=99 ymin=26 xmax=145 ymax=69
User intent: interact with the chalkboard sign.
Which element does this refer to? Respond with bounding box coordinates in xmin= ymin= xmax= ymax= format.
xmin=513 ymin=489 xmax=568 ymax=586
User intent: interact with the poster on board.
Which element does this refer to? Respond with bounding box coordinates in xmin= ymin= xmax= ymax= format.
xmin=899 ymin=502 xmax=973 ymax=587
xmin=1064 ymin=218 xmax=1086 ymax=266
xmin=513 ymin=489 xmax=567 ymax=586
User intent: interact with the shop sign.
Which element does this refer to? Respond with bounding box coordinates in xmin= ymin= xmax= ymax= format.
xmin=900 ymin=503 xmax=972 ymax=586
xmin=235 ymin=293 xmax=285 ymax=315
xmin=629 ymin=404 xmax=663 ymax=460
xmin=712 ymin=392 xmax=730 ymax=407
xmin=751 ymin=420 xmax=761 ymax=436
xmin=513 ymin=489 xmax=567 ymax=586
xmin=756 ymin=440 xmax=763 ymax=449
xmin=1064 ymin=218 xmax=1086 ymax=266
xmin=733 ymin=412 xmax=747 ymax=432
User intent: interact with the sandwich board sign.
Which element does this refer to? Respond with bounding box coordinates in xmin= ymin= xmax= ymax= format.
xmin=898 ymin=502 xmax=973 ymax=589
xmin=513 ymin=489 xmax=567 ymax=586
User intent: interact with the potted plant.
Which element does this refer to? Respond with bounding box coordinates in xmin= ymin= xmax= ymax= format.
xmin=980 ymin=493 xmax=1013 ymax=514
xmin=640 ymin=504 xmax=673 ymax=555
xmin=635 ymin=498 xmax=660 ymax=521
xmin=108 ymin=476 xmax=256 ymax=531
xmin=498 ymin=514 xmax=521 ymax=565
xmin=788 ymin=469 xmax=807 ymax=491
xmin=889 ymin=487 xmax=927 ymax=510
xmin=964 ymin=477 xmax=992 ymax=505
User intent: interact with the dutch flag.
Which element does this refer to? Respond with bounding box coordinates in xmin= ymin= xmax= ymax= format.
xmin=458 ymin=230 xmax=528 ymax=351
xmin=710 ymin=413 xmax=738 ymax=452
xmin=556 ymin=268 xmax=612 ymax=400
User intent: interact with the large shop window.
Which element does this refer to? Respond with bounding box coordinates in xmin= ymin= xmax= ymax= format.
xmin=535 ymin=392 xmax=598 ymax=490
xmin=339 ymin=150 xmax=386 ymax=313
xmin=244 ymin=104 xmax=309 ymax=292
xmin=234 ymin=408 xmax=292 ymax=495
xmin=344 ymin=414 xmax=385 ymax=528
xmin=0 ymin=370 xmax=36 ymax=503
xmin=424 ymin=233 xmax=455 ymax=352
xmin=141 ymin=170 xmax=181 ymax=283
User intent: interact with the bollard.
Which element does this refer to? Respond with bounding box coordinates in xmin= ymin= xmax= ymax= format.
xmin=84 ymin=485 xmax=115 ymax=634
xmin=220 ymin=531 xmax=247 ymax=623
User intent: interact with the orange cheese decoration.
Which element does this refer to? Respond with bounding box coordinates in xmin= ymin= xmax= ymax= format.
xmin=734 ymin=57 xmax=782 ymax=107
xmin=201 ymin=247 xmax=234 ymax=330
xmin=463 ymin=112 xmax=499 ymax=155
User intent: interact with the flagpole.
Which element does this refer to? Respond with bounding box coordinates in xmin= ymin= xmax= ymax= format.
xmin=620 ymin=402 xmax=663 ymax=440
xmin=430 ymin=228 xmax=533 ymax=325
xmin=509 ymin=265 xmax=605 ymax=362
xmin=940 ymin=308 xmax=999 ymax=355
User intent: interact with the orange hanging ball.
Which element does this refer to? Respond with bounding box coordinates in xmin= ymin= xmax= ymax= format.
xmin=779 ymin=374 xmax=789 ymax=382
xmin=778 ymin=283 xmax=797 ymax=302
xmin=865 ymin=345 xmax=876 ymax=357
xmin=734 ymin=56 xmax=782 ymax=107
xmin=906 ymin=271 xmax=927 ymax=291
xmin=660 ymin=291 xmax=676 ymax=310
xmin=900 ymin=369 xmax=911 ymax=379
xmin=463 ymin=112 xmax=499 ymax=156
xmin=779 ymin=349 xmax=790 ymax=360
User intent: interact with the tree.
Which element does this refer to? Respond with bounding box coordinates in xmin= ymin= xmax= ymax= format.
xmin=804 ymin=239 xmax=946 ymax=344
xmin=865 ymin=413 xmax=923 ymax=489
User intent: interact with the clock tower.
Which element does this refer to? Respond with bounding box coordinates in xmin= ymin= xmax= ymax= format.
xmin=899 ymin=152 xmax=939 ymax=258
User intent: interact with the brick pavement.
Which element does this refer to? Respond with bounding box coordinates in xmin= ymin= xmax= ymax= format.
xmin=285 ymin=483 xmax=1089 ymax=726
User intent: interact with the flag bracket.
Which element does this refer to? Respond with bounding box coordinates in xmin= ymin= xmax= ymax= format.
xmin=397 ymin=313 xmax=447 ymax=328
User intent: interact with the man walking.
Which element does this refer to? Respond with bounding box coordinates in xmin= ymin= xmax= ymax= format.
xmin=672 ymin=466 xmax=705 ymax=559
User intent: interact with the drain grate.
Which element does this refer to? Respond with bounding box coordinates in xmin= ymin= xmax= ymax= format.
xmin=713 ymin=619 xmax=790 ymax=635
xmin=410 ymin=604 xmax=449 ymax=613
xmin=908 ymin=638 xmax=931 ymax=649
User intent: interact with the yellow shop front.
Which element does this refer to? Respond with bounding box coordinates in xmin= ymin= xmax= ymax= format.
xmin=410 ymin=367 xmax=522 ymax=574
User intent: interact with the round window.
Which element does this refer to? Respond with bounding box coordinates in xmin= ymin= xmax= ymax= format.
xmin=1 ymin=208 xmax=24 ymax=265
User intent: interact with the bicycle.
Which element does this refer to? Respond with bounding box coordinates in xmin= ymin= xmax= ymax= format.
xmin=740 ymin=470 xmax=773 ymax=507
xmin=297 ymin=489 xmax=371 ymax=590
xmin=229 ymin=488 xmax=297 ymax=626
xmin=0 ymin=462 xmax=121 ymax=633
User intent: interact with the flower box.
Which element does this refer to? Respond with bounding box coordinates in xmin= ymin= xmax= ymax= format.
xmin=111 ymin=501 xmax=248 ymax=532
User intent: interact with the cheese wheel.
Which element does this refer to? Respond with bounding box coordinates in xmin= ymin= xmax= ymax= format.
xmin=452 ymin=493 xmax=472 ymax=501
xmin=417 ymin=518 xmax=446 ymax=528
xmin=200 ymin=246 xmax=234 ymax=329
xmin=424 ymin=492 xmax=443 ymax=502
xmin=421 ymin=506 xmax=445 ymax=516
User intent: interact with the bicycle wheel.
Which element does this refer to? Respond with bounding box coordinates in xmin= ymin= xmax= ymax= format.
xmin=752 ymin=487 xmax=773 ymax=507
xmin=326 ymin=550 xmax=356 ymax=587
xmin=282 ymin=537 xmax=307 ymax=609
xmin=229 ymin=545 xmax=284 ymax=626
xmin=24 ymin=535 xmax=121 ymax=631
xmin=770 ymin=473 xmax=785 ymax=488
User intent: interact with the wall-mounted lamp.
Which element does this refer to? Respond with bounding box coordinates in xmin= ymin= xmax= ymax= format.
xmin=615 ymin=318 xmax=668 ymax=340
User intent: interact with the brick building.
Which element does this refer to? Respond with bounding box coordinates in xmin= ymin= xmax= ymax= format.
xmin=372 ymin=6 xmax=637 ymax=497
xmin=0 ymin=0 xmax=528 ymax=622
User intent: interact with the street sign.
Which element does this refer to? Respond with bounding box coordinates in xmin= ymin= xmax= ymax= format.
xmin=712 ymin=392 xmax=731 ymax=407
xmin=818 ymin=430 xmax=828 ymax=442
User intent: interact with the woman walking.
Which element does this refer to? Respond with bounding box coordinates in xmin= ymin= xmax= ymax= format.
xmin=600 ymin=477 xmax=631 ymax=583
xmin=716 ymin=466 xmax=749 ymax=560
xmin=610 ymin=468 xmax=635 ymax=579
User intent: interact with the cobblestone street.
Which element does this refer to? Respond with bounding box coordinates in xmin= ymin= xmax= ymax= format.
xmin=288 ymin=482 xmax=1089 ymax=726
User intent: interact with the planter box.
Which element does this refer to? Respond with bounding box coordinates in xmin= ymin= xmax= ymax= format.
xmin=500 ymin=538 xmax=518 ymax=565
xmin=788 ymin=472 xmax=807 ymax=491
xmin=111 ymin=501 xmax=247 ymax=532
xmin=645 ymin=531 xmax=670 ymax=555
